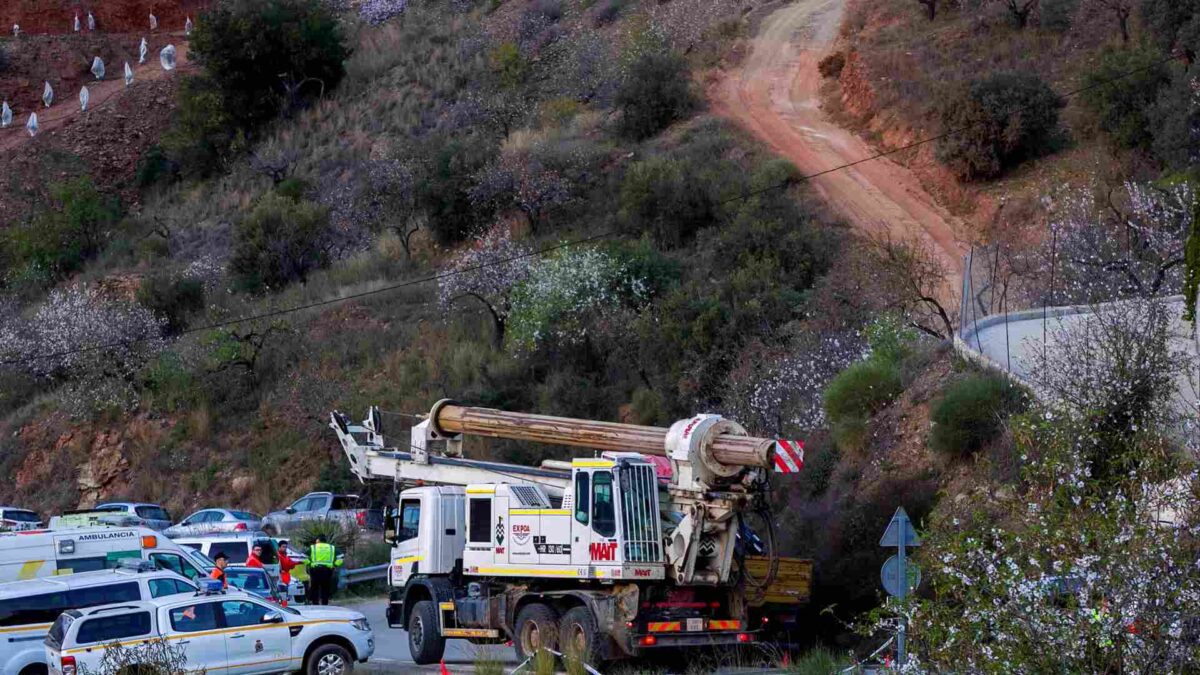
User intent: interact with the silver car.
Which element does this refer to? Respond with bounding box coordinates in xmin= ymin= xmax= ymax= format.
xmin=94 ymin=502 xmax=173 ymax=531
xmin=163 ymin=508 xmax=263 ymax=538
xmin=262 ymin=492 xmax=383 ymax=535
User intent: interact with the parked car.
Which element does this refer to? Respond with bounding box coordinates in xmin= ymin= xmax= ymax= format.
xmin=164 ymin=508 xmax=264 ymax=538
xmin=226 ymin=565 xmax=285 ymax=605
xmin=0 ymin=561 xmax=195 ymax=675
xmin=262 ymin=492 xmax=384 ymax=536
xmin=94 ymin=502 xmax=173 ymax=531
xmin=0 ymin=507 xmax=41 ymax=532
xmin=45 ymin=583 xmax=375 ymax=675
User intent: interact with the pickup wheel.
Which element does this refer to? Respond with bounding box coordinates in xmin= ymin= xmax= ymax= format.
xmin=306 ymin=643 xmax=353 ymax=675
xmin=408 ymin=600 xmax=446 ymax=665
xmin=514 ymin=603 xmax=559 ymax=661
xmin=561 ymin=606 xmax=603 ymax=666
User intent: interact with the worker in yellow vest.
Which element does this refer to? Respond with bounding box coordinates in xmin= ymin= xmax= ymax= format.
xmin=308 ymin=534 xmax=342 ymax=605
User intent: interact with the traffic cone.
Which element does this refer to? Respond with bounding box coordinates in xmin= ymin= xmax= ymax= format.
xmin=439 ymin=659 xmax=451 ymax=675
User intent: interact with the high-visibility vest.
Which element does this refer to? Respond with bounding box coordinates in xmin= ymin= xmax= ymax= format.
xmin=310 ymin=542 xmax=337 ymax=568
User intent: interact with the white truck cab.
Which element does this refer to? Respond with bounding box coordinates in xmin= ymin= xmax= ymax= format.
xmin=0 ymin=527 xmax=213 ymax=584
xmin=0 ymin=562 xmax=197 ymax=675
xmin=45 ymin=585 xmax=374 ymax=675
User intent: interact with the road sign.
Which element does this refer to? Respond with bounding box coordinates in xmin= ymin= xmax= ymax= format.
xmin=881 ymin=554 xmax=921 ymax=597
xmin=879 ymin=507 xmax=920 ymax=548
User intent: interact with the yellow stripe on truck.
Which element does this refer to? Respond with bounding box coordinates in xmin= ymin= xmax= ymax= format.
xmin=708 ymin=620 xmax=741 ymax=630
xmin=0 ymin=622 xmax=52 ymax=635
xmin=647 ymin=622 xmax=681 ymax=632
xmin=473 ymin=567 xmax=580 ymax=577
xmin=17 ymin=560 xmax=45 ymax=580
xmin=509 ymin=509 xmax=570 ymax=516
xmin=393 ymin=555 xmax=424 ymax=565
xmin=65 ymin=620 xmax=351 ymax=654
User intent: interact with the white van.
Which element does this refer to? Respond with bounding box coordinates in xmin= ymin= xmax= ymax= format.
xmin=0 ymin=527 xmax=214 ymax=584
xmin=0 ymin=563 xmax=197 ymax=675
xmin=172 ymin=533 xmax=307 ymax=602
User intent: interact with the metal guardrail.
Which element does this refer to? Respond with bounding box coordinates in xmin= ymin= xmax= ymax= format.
xmin=341 ymin=563 xmax=388 ymax=585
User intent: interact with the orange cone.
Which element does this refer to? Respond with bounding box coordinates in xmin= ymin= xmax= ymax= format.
xmin=440 ymin=659 xmax=451 ymax=675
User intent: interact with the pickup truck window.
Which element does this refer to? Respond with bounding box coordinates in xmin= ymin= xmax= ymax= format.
xmin=399 ymin=499 xmax=420 ymax=542
xmin=221 ymin=600 xmax=274 ymax=628
xmin=137 ymin=506 xmax=171 ymax=521
xmin=76 ymin=612 xmax=151 ymax=644
xmin=170 ymin=602 xmax=218 ymax=632
xmin=330 ymin=495 xmax=358 ymax=510
xmin=149 ymin=578 xmax=195 ymax=599
xmin=292 ymin=497 xmax=315 ymax=512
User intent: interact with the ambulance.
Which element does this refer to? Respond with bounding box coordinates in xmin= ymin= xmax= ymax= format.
xmin=0 ymin=527 xmax=215 ymax=583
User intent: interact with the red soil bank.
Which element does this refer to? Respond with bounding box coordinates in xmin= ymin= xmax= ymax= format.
xmin=1 ymin=0 xmax=211 ymax=35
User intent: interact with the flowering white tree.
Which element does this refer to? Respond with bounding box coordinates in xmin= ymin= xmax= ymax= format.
xmin=436 ymin=225 xmax=534 ymax=346
xmin=0 ymin=285 xmax=166 ymax=412
xmin=505 ymin=246 xmax=652 ymax=353
xmin=910 ymin=411 xmax=1200 ymax=674
xmin=1043 ymin=181 xmax=1193 ymax=305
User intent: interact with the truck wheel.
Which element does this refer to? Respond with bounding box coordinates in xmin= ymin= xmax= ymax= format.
xmin=306 ymin=643 xmax=353 ymax=675
xmin=561 ymin=606 xmax=603 ymax=666
xmin=408 ymin=600 xmax=446 ymax=665
xmin=514 ymin=603 xmax=559 ymax=661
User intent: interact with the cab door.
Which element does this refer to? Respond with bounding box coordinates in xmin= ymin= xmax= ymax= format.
xmin=163 ymin=600 xmax=228 ymax=674
xmin=391 ymin=497 xmax=422 ymax=586
xmin=219 ymin=599 xmax=291 ymax=674
xmin=570 ymin=469 xmax=620 ymax=568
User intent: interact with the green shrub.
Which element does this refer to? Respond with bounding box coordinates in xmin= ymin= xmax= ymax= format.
xmin=935 ymin=71 xmax=1063 ymax=180
xmin=292 ymin=517 xmax=356 ymax=550
xmin=929 ymin=372 xmax=1028 ymax=459
xmin=190 ymin=0 xmax=348 ymax=130
xmin=418 ymin=138 xmax=496 ymax=245
xmin=141 ymin=353 xmax=200 ymax=412
xmin=161 ymin=76 xmax=237 ymax=179
xmin=1149 ymin=73 xmax=1200 ymax=171
xmin=138 ymin=273 xmax=206 ymax=334
xmin=1140 ymin=0 xmax=1200 ymax=55
xmin=135 ymin=145 xmax=176 ymax=188
xmin=618 ymin=157 xmax=714 ymax=248
xmin=2 ymin=177 xmax=120 ymax=283
xmin=817 ymin=52 xmax=845 ymax=78
xmin=789 ymin=647 xmax=850 ymax=674
xmin=823 ymin=359 xmax=903 ymax=424
xmin=489 ymin=42 xmax=528 ymax=89
xmin=1080 ymin=48 xmax=1171 ymax=151
xmin=615 ymin=50 xmax=695 ymax=140
xmin=230 ymin=191 xmax=331 ymax=292
xmin=863 ymin=314 xmax=918 ymax=366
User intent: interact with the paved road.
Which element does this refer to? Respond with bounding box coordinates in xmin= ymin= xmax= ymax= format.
xmin=341 ymin=599 xmax=516 ymax=674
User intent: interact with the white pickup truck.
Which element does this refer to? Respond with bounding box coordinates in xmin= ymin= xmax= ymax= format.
xmin=45 ymin=585 xmax=374 ymax=675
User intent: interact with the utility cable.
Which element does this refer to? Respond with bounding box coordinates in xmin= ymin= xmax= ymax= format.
xmin=1 ymin=51 xmax=1183 ymax=367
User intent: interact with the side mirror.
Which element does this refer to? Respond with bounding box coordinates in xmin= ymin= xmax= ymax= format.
xmin=285 ymin=508 xmax=296 ymax=515
xmin=263 ymin=611 xmax=284 ymax=624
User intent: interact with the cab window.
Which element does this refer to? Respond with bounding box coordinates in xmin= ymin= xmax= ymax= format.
xmin=149 ymin=578 xmax=196 ymax=599
xmin=468 ymin=499 xmax=491 ymax=544
xmin=574 ymin=473 xmax=590 ymax=525
xmin=399 ymin=499 xmax=420 ymax=542
xmin=151 ymin=552 xmax=202 ymax=581
xmin=76 ymin=612 xmax=151 ymax=645
xmin=169 ymin=602 xmax=219 ymax=632
xmin=592 ymin=471 xmax=616 ymax=537
xmin=220 ymin=600 xmax=274 ymax=628
xmin=0 ymin=591 xmax=68 ymax=627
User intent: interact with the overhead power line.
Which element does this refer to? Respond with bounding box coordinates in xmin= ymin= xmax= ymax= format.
xmin=1 ymin=51 xmax=1185 ymax=367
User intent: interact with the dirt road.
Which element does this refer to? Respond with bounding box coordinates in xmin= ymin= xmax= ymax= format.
xmin=713 ymin=0 xmax=965 ymax=278
xmin=0 ymin=40 xmax=190 ymax=154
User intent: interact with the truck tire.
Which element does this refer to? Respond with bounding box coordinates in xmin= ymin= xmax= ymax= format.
xmin=408 ymin=600 xmax=446 ymax=665
xmin=560 ymin=606 xmax=604 ymax=666
xmin=514 ymin=603 xmax=559 ymax=661
xmin=305 ymin=643 xmax=353 ymax=675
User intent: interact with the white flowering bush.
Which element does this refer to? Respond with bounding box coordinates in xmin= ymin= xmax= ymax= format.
xmin=505 ymin=246 xmax=652 ymax=353
xmin=359 ymin=0 xmax=407 ymax=25
xmin=436 ymin=225 xmax=534 ymax=346
xmin=910 ymin=411 xmax=1200 ymax=673
xmin=0 ymin=285 xmax=166 ymax=412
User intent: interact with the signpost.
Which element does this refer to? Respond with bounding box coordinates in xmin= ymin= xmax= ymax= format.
xmin=880 ymin=507 xmax=921 ymax=668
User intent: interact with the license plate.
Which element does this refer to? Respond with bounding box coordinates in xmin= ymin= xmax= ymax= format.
xmin=686 ymin=618 xmax=704 ymax=632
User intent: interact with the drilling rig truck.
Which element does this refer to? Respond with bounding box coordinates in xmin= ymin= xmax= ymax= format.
xmin=330 ymin=400 xmax=812 ymax=666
